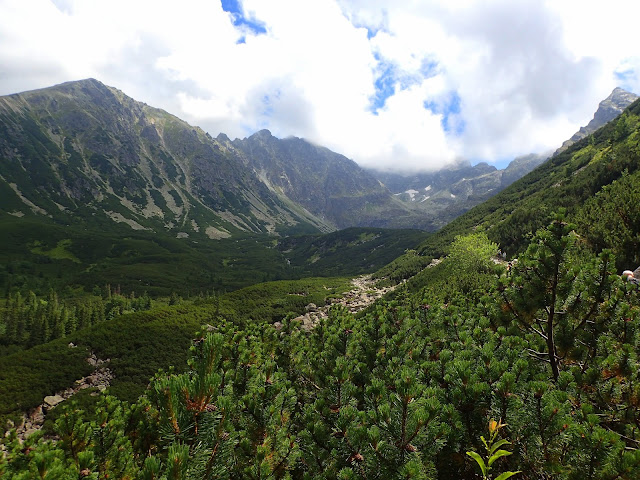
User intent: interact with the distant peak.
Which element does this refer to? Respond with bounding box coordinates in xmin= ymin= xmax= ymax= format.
xmin=611 ymin=86 xmax=634 ymax=95
xmin=60 ymin=78 xmax=107 ymax=89
xmin=255 ymin=129 xmax=272 ymax=137
xmin=604 ymin=86 xmax=638 ymax=103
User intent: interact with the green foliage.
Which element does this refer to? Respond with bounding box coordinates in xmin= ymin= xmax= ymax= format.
xmin=0 ymin=217 xmax=422 ymax=298
xmin=0 ymin=288 xmax=152 ymax=352
xmin=0 ymin=340 xmax=92 ymax=429
xmin=217 ymin=277 xmax=351 ymax=325
xmin=2 ymin=238 xmax=640 ymax=478
xmin=449 ymin=232 xmax=498 ymax=273
xmin=373 ymin=249 xmax=434 ymax=287
xmin=2 ymin=153 xmax=640 ymax=480
xmin=467 ymin=419 xmax=520 ymax=480
xmin=278 ymin=227 xmax=430 ymax=277
xmin=576 ymin=169 xmax=640 ymax=269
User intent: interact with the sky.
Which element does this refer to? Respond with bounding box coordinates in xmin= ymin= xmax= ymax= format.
xmin=1 ymin=0 xmax=639 ymax=172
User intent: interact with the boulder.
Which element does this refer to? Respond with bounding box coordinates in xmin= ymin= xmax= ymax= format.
xmin=43 ymin=394 xmax=64 ymax=408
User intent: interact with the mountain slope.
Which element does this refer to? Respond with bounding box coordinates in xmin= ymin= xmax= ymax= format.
xmin=0 ymin=79 xmax=431 ymax=235
xmin=370 ymin=87 xmax=637 ymax=230
xmin=554 ymin=86 xmax=638 ymax=155
xmin=0 ymin=79 xmax=330 ymax=237
xmin=225 ymin=130 xmax=424 ymax=229
xmin=416 ymin=96 xmax=640 ymax=269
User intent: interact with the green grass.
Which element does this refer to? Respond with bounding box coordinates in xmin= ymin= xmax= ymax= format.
xmin=0 ymin=218 xmax=426 ymax=298
xmin=30 ymin=239 xmax=81 ymax=263
xmin=277 ymin=227 xmax=430 ymax=277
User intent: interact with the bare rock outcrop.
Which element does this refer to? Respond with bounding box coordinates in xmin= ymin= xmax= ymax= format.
xmin=7 ymin=352 xmax=114 ymax=444
xmin=287 ymin=275 xmax=398 ymax=331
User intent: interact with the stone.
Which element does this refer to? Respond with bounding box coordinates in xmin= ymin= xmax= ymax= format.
xmin=44 ymin=395 xmax=64 ymax=408
xmin=29 ymin=406 xmax=44 ymax=425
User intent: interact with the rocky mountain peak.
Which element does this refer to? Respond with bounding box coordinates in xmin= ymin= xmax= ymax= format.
xmin=555 ymin=87 xmax=638 ymax=155
xmin=591 ymin=87 xmax=639 ymax=126
xmin=253 ymin=129 xmax=273 ymax=139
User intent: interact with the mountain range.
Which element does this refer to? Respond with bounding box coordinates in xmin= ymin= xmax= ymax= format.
xmin=3 ymin=79 xmax=634 ymax=239
xmin=368 ymin=87 xmax=638 ymax=229
xmin=0 ymin=79 xmax=423 ymax=238
xmin=3 ymin=77 xmax=640 ymax=480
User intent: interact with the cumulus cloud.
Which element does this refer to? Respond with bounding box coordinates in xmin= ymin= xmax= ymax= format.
xmin=0 ymin=0 xmax=639 ymax=172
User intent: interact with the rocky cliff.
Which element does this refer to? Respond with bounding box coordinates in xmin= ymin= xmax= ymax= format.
xmin=555 ymin=87 xmax=638 ymax=155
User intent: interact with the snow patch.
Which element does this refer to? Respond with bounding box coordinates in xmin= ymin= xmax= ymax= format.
xmin=450 ymin=193 xmax=456 ymax=198
xmin=405 ymin=189 xmax=419 ymax=201
xmin=424 ymin=185 xmax=432 ymax=192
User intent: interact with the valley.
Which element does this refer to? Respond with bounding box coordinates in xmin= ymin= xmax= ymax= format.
xmin=1 ymin=80 xmax=640 ymax=479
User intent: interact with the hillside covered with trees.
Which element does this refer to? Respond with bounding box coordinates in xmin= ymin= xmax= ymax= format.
xmin=2 ymin=216 xmax=639 ymax=479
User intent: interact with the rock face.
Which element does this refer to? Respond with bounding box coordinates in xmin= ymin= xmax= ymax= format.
xmin=226 ymin=130 xmax=421 ymax=229
xmin=43 ymin=395 xmax=64 ymax=410
xmin=555 ymin=87 xmax=639 ymax=155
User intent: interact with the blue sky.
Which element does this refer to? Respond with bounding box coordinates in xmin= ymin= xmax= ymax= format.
xmin=1 ymin=0 xmax=639 ymax=172
xmin=221 ymin=0 xmax=266 ymax=42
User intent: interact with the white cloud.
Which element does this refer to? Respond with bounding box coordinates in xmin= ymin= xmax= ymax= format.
xmin=0 ymin=0 xmax=638 ymax=172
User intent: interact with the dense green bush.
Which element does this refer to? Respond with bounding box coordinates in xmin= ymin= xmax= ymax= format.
xmin=3 ymin=221 xmax=639 ymax=479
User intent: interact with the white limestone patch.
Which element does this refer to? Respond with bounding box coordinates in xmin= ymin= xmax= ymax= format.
xmin=8 ymin=183 xmax=49 ymax=216
xmin=142 ymin=189 xmax=164 ymax=218
xmin=161 ymin=189 xmax=184 ymax=218
xmin=217 ymin=210 xmax=252 ymax=232
xmin=205 ymin=226 xmax=231 ymax=239
xmin=104 ymin=211 xmax=148 ymax=230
